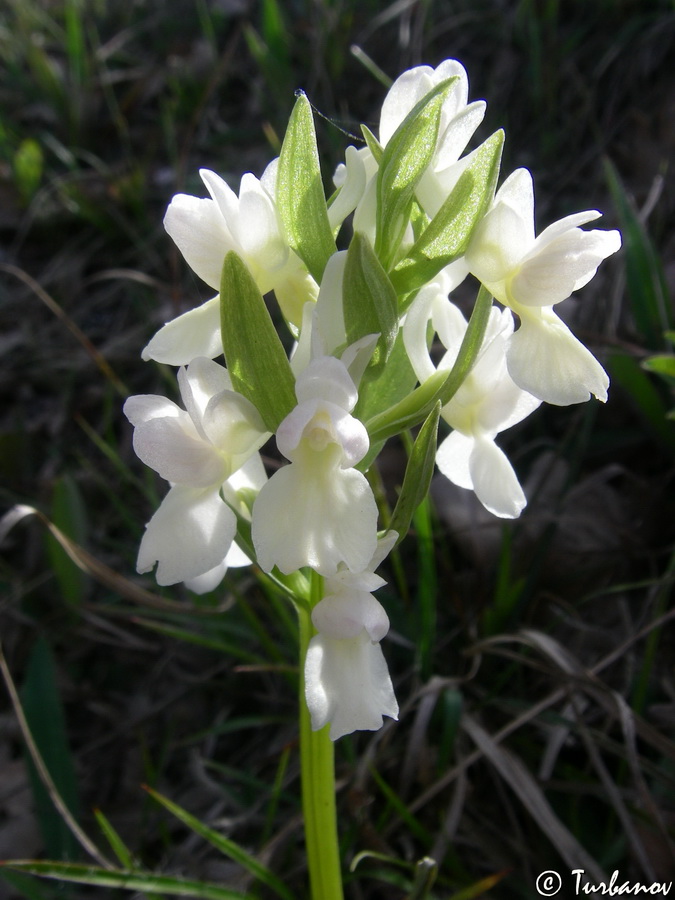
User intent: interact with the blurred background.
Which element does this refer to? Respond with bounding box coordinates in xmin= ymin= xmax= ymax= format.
xmin=1 ymin=1 xmax=674 ymax=897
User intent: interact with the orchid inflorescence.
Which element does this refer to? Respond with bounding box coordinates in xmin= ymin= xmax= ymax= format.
xmin=125 ymin=60 xmax=621 ymax=741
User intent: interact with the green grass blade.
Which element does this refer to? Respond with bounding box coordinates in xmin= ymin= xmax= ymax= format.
xmin=20 ymin=637 xmax=80 ymax=862
xmin=604 ymin=158 xmax=671 ymax=349
xmin=609 ymin=351 xmax=675 ymax=452
xmin=132 ymin=618 xmax=264 ymax=666
xmin=0 ymin=863 xmax=254 ymax=899
xmin=0 ymin=869 xmax=56 ymax=900
xmin=369 ymin=767 xmax=433 ymax=845
xmin=388 ymin=404 xmax=441 ymax=548
xmin=143 ymin=786 xmax=295 ymax=900
xmin=412 ymin=496 xmax=437 ymax=682
xmin=46 ymin=474 xmax=89 ymax=608
xmin=93 ymin=809 xmax=135 ymax=870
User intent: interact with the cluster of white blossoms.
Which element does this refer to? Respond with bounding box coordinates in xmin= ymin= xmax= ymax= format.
xmin=124 ymin=60 xmax=621 ymax=740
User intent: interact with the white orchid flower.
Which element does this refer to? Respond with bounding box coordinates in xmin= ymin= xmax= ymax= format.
xmin=144 ymin=163 xmax=317 ymax=365
xmin=252 ymin=356 xmax=378 ymax=576
xmin=304 ymin=533 xmax=399 ymax=740
xmin=330 ymin=59 xmax=486 ymax=233
xmin=404 ymin=282 xmax=540 ymax=518
xmin=465 ymin=167 xmax=622 ymax=405
xmin=124 ymin=357 xmax=269 ymax=589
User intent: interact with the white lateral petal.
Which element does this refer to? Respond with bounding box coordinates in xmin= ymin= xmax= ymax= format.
xmin=142 ymin=297 xmax=223 ymax=364
xmin=466 ymin=200 xmax=533 ymax=289
xmin=315 ymin=251 xmax=347 ymax=358
xmin=494 ymin=168 xmax=535 ymax=231
xmin=163 ymin=194 xmax=231 ymax=290
xmin=123 ymin=395 xmax=181 ymax=427
xmin=512 ymin=226 xmax=622 ymax=308
xmin=201 ymin=390 xmax=268 ymax=463
xmin=237 ymin=173 xmax=288 ymax=270
xmin=132 ymin=414 xmax=227 ymax=486
xmin=179 ymin=357 xmax=232 ymax=432
xmin=379 ymin=66 xmax=435 ymax=145
xmin=328 ymin=146 xmax=368 ymax=231
xmin=434 ymin=58 xmax=470 ymax=111
xmin=295 ymin=356 xmax=358 ymax=409
xmin=435 ymin=100 xmax=486 ymax=170
xmin=199 ymin=169 xmax=239 ymax=230
xmin=402 ymin=283 xmax=440 ymax=383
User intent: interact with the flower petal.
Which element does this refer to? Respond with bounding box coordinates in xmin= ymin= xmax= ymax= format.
xmin=141 ymin=297 xmax=223 ymax=364
xmin=379 ymin=65 xmax=435 ymax=146
xmin=178 ymin=357 xmax=232 ymax=433
xmin=511 ymin=225 xmax=622 ymax=308
xmin=328 ymin=145 xmax=368 ymax=231
xmin=435 ymin=100 xmax=486 ymax=170
xmin=304 ymin=632 xmax=398 ymax=740
xmin=468 ymin=435 xmax=527 ymax=519
xmin=123 ymin=394 xmax=181 ymax=427
xmin=312 ymin=592 xmax=389 ymax=641
xmin=435 ymin=430 xmax=474 ymax=490
xmin=252 ymin=462 xmax=378 ymax=576
xmin=295 ymin=356 xmax=358 ymax=410
xmin=163 ymin=194 xmax=231 ymax=290
xmin=507 ymin=308 xmax=609 ymax=405
xmin=466 ymin=199 xmax=532 ymax=291
xmin=132 ymin=412 xmax=227 ymax=487
xmin=137 ymin=486 xmax=236 ymax=585
xmin=237 ymin=172 xmax=288 ymax=271
xmin=183 ymin=560 xmax=227 ymax=594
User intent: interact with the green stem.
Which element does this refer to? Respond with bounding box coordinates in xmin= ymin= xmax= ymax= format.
xmin=298 ymin=574 xmax=344 ymax=900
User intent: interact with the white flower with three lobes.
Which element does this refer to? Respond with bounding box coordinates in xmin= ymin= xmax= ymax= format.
xmin=304 ymin=533 xmax=399 ymax=740
xmin=123 ymin=357 xmax=270 ymax=592
xmin=143 ymin=162 xmax=318 ymax=365
xmin=465 ymin=167 xmax=622 ymax=406
xmin=329 ymin=58 xmax=486 ymax=243
xmin=252 ymin=355 xmax=379 ymax=577
xmin=404 ymin=275 xmax=541 ymax=518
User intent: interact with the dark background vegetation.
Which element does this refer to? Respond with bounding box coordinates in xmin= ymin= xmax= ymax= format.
xmin=1 ymin=0 xmax=674 ymax=897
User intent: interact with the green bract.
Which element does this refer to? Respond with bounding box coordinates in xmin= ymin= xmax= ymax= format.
xmin=277 ymin=91 xmax=337 ymax=283
xmin=375 ymin=76 xmax=459 ymax=271
xmin=343 ymin=231 xmax=398 ymax=370
xmin=388 ymin=401 xmax=442 ymax=546
xmin=220 ymin=251 xmax=296 ymax=432
xmin=365 ymin=285 xmax=494 ymax=443
xmin=392 ymin=130 xmax=504 ymax=298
